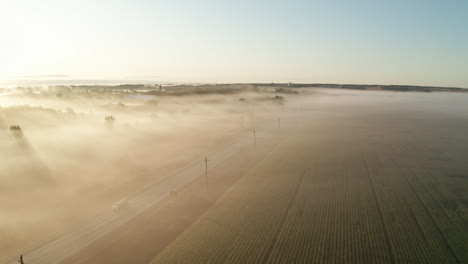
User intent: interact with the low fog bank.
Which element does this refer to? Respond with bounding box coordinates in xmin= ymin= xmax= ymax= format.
xmin=0 ymin=85 xmax=296 ymax=260
xmin=2 ymin=84 xmax=467 ymax=261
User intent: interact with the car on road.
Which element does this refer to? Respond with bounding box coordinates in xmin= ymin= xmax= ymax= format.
xmin=112 ymin=199 xmax=129 ymax=211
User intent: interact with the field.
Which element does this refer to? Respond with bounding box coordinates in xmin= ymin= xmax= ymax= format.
xmin=151 ymin=89 xmax=468 ymax=264
xmin=1 ymin=86 xmax=467 ymax=263
xmin=0 ymin=86 xmax=280 ymax=262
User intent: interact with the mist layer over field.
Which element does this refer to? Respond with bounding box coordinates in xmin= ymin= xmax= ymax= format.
xmin=0 ymin=85 xmax=288 ymax=260
xmin=150 ymin=89 xmax=468 ymax=264
xmin=1 ymin=86 xmax=467 ymax=263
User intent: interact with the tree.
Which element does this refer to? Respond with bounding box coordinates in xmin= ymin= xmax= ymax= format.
xmin=10 ymin=125 xmax=23 ymax=136
xmin=105 ymin=115 xmax=115 ymax=124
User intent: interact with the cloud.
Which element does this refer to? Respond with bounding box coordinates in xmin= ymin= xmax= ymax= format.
xmin=20 ymin=74 xmax=72 ymax=79
xmin=124 ymin=75 xmax=162 ymax=79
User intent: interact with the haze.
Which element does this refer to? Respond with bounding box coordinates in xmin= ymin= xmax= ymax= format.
xmin=1 ymin=0 xmax=468 ymax=87
xmin=1 ymin=1 xmax=468 ymax=264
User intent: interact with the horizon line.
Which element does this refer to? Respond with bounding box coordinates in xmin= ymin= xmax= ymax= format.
xmin=0 ymin=80 xmax=466 ymax=90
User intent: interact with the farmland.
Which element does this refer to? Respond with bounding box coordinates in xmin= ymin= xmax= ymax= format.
xmin=1 ymin=86 xmax=467 ymax=264
xmin=151 ymin=89 xmax=468 ymax=264
xmin=0 ymin=86 xmax=282 ymax=262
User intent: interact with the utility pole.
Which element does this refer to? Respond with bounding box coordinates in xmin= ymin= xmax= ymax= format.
xmin=253 ymin=128 xmax=256 ymax=146
xmin=18 ymin=254 xmax=24 ymax=264
xmin=204 ymin=156 xmax=208 ymax=187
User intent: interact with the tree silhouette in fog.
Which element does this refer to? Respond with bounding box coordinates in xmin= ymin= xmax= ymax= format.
xmin=10 ymin=125 xmax=23 ymax=137
xmin=105 ymin=115 xmax=115 ymax=125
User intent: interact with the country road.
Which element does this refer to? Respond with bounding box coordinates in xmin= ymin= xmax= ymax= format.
xmin=6 ymin=130 xmax=268 ymax=264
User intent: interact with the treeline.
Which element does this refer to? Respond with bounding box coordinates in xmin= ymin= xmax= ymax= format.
xmin=267 ymin=83 xmax=467 ymax=92
xmin=6 ymin=83 xmax=467 ymax=96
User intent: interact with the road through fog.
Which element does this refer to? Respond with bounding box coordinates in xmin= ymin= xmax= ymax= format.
xmin=6 ymin=129 xmax=267 ymax=264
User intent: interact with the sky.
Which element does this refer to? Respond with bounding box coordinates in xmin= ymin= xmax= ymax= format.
xmin=0 ymin=0 xmax=467 ymax=87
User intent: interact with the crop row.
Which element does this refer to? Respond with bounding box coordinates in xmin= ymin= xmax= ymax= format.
xmin=152 ymin=138 xmax=466 ymax=263
xmin=152 ymin=144 xmax=306 ymax=263
xmin=365 ymin=143 xmax=463 ymax=263
xmin=268 ymin=155 xmax=391 ymax=263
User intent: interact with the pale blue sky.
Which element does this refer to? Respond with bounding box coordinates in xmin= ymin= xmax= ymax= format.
xmin=1 ymin=0 xmax=467 ymax=86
